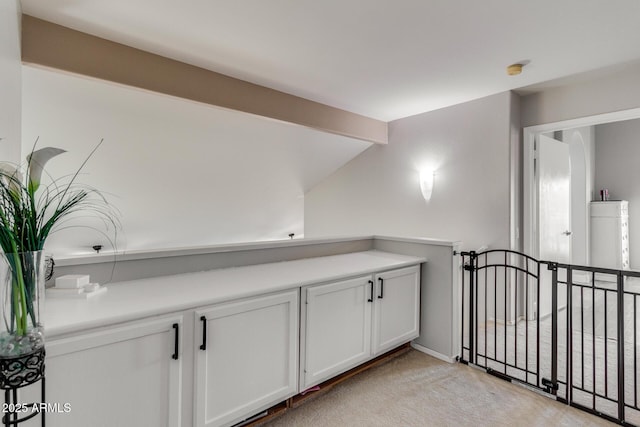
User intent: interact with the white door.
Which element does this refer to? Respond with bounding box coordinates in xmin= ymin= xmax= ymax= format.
xmin=300 ymin=276 xmax=372 ymax=390
xmin=536 ymin=134 xmax=571 ymax=319
xmin=194 ymin=290 xmax=298 ymax=427
xmin=537 ymin=134 xmax=572 ymax=262
xmin=372 ymin=266 xmax=420 ymax=356
xmin=23 ymin=315 xmax=183 ymax=427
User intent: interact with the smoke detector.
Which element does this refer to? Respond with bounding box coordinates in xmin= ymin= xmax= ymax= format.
xmin=507 ymin=63 xmax=524 ymax=76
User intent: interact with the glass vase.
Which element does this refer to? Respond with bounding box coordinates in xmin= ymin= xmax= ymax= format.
xmin=0 ymin=251 xmax=45 ymax=358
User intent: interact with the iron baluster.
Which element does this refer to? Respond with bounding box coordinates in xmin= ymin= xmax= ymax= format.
xmin=566 ymin=267 xmax=573 ymax=404
xmin=460 ymin=253 xmax=466 ymax=363
xmin=617 ymin=272 xmax=625 ymax=422
xmin=591 ymin=276 xmax=596 ymax=410
xmin=468 ymin=251 xmax=476 ymax=365
xmin=536 ymin=261 xmax=540 ymax=389
xmin=504 ymin=252 xmax=507 ymax=374
xmin=604 ymin=290 xmax=609 ymax=398
xmin=544 ymin=262 xmax=559 ymax=394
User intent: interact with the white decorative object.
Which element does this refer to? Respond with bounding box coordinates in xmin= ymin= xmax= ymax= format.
xmin=83 ymin=283 xmax=100 ymax=292
xmin=55 ymin=274 xmax=90 ymax=289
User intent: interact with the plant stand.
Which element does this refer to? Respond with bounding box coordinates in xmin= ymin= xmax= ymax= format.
xmin=0 ymin=348 xmax=45 ymax=426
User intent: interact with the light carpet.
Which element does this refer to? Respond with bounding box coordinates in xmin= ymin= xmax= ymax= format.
xmin=265 ymin=350 xmax=613 ymax=427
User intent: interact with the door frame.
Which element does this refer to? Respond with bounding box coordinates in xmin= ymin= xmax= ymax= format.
xmin=522 ymin=107 xmax=640 ymax=259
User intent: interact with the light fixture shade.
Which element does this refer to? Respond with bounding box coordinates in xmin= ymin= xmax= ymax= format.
xmin=419 ymin=169 xmax=434 ymax=201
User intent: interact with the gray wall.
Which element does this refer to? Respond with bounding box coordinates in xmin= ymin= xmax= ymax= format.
xmin=305 ymin=92 xmax=515 ymax=252
xmin=595 ymin=119 xmax=640 ymax=269
xmin=0 ymin=0 xmax=21 ymax=163
xmin=373 ymin=238 xmax=459 ymax=360
xmin=51 ymin=238 xmax=374 ymax=285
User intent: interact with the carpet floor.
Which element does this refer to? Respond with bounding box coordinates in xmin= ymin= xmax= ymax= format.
xmin=265 ymin=350 xmax=614 ymax=427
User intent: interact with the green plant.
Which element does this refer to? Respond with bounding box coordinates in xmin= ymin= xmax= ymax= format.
xmin=0 ymin=140 xmax=117 ymax=339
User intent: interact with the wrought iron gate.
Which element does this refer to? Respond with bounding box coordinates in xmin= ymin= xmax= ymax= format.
xmin=459 ymin=249 xmax=640 ymax=426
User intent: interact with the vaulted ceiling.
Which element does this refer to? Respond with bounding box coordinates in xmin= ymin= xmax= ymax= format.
xmin=21 ymin=0 xmax=640 ymax=122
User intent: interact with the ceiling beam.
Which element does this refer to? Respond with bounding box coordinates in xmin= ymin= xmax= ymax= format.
xmin=21 ymin=15 xmax=387 ymax=144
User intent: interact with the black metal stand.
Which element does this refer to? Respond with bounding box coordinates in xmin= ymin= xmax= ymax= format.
xmin=0 ymin=348 xmax=45 ymax=426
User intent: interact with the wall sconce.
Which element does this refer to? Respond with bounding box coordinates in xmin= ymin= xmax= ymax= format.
xmin=419 ymin=169 xmax=435 ymax=201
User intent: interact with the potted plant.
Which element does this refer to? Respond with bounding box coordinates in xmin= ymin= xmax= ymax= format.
xmin=0 ymin=141 xmax=117 ymax=365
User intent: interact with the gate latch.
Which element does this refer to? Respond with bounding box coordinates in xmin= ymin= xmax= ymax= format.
xmin=541 ymin=378 xmax=558 ymax=392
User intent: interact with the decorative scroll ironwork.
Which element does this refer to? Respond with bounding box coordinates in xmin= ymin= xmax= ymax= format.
xmin=0 ymin=348 xmax=45 ymax=390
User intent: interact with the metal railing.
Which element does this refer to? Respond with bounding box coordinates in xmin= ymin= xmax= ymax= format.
xmin=459 ymin=249 xmax=640 ymax=426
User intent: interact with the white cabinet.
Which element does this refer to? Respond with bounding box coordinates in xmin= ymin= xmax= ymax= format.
xmin=27 ymin=315 xmax=183 ymax=427
xmin=591 ymin=201 xmax=629 ymax=270
xmin=300 ymin=276 xmax=372 ymax=390
xmin=300 ymin=265 xmax=420 ymax=390
xmin=372 ymin=267 xmax=420 ymax=355
xmin=32 ymin=251 xmax=424 ymax=427
xmin=194 ymin=289 xmax=299 ymax=427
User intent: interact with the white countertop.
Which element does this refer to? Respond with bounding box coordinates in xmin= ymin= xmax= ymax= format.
xmin=45 ymin=250 xmax=425 ymax=338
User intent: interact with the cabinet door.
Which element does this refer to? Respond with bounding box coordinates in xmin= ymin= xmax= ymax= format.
xmin=373 ymin=266 xmax=420 ymax=356
xmin=22 ymin=315 xmax=183 ymax=427
xmin=300 ymin=276 xmax=372 ymax=390
xmin=194 ymin=290 xmax=298 ymax=427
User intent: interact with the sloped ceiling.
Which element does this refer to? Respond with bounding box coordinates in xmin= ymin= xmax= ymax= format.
xmin=22 ymin=67 xmax=370 ymax=255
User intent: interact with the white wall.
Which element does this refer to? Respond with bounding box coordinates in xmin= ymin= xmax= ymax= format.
xmin=595 ymin=118 xmax=640 ymax=269
xmin=305 ymin=92 xmax=514 ymax=251
xmin=22 ymin=66 xmax=371 ymax=256
xmin=0 ymin=0 xmax=21 ymax=163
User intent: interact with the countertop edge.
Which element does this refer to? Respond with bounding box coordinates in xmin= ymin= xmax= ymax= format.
xmin=53 ymin=235 xmax=459 ymax=266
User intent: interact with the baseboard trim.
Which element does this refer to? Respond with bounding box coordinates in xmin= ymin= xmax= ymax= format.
xmin=411 ymin=343 xmax=455 ymax=363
